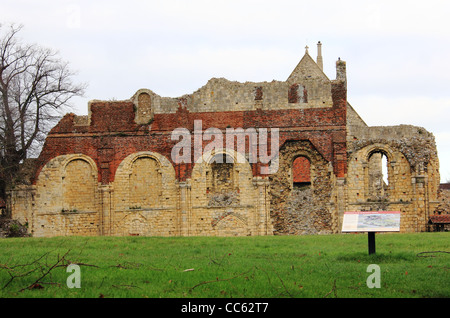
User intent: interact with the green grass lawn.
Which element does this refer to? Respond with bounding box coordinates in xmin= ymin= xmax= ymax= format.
xmin=0 ymin=232 xmax=448 ymax=298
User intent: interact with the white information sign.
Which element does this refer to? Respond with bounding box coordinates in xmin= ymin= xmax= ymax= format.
xmin=342 ymin=211 xmax=401 ymax=232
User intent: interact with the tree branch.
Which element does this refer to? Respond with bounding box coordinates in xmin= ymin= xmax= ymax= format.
xmin=416 ymin=251 xmax=450 ymax=258
xmin=0 ymin=23 xmax=86 ymax=199
xmin=18 ymin=249 xmax=71 ymax=292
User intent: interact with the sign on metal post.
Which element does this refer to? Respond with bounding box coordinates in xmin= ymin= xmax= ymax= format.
xmin=342 ymin=211 xmax=401 ymax=254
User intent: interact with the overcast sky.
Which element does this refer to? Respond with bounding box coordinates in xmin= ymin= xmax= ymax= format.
xmin=2 ymin=0 xmax=450 ymax=182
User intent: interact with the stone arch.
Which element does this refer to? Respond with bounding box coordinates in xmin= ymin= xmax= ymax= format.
xmin=123 ymin=213 xmax=149 ymax=236
xmin=279 ymin=143 xmax=327 ymax=192
xmin=62 ymin=155 xmax=98 ymax=212
xmin=198 ymin=147 xmax=248 ymax=166
xmin=61 ymin=154 xmax=98 ymax=172
xmin=32 ymin=154 xmax=98 ymax=236
xmin=132 ymin=89 xmax=155 ymax=124
xmin=359 ymin=144 xmax=396 ymax=201
xmin=213 ymin=212 xmax=249 ymax=236
xmin=35 ymin=154 xmax=98 ymax=214
xmin=292 ymin=155 xmax=312 ymax=188
xmin=114 ymin=151 xmax=177 ymax=211
xmin=118 ymin=151 xmax=173 ymax=173
xmin=347 ymin=142 xmax=416 ymax=212
xmin=129 ymin=156 xmax=161 ymax=209
xmin=112 ymin=151 xmax=178 ymax=236
xmin=367 ymin=152 xmax=390 ymax=200
xmin=363 ymin=143 xmax=395 ymax=164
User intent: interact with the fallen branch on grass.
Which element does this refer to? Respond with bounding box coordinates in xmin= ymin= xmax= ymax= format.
xmin=1 ymin=251 xmax=53 ymax=289
xmin=256 ymin=263 xmax=303 ymax=298
xmin=109 ymin=262 xmax=144 ymax=270
xmin=2 ymin=267 xmax=39 ymax=289
xmin=273 ymin=267 xmax=293 ymax=297
xmin=416 ymin=251 xmax=450 ymax=258
xmin=323 ymin=279 xmax=337 ymax=298
xmin=18 ymin=249 xmax=72 ymax=292
xmin=57 ymin=261 xmax=99 ymax=268
xmin=1 ymin=249 xmax=163 ymax=293
xmin=112 ymin=284 xmax=141 ymax=289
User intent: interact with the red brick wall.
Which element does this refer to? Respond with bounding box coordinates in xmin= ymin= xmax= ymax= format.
xmin=32 ymin=81 xmax=347 ymax=184
xmin=293 ymin=156 xmax=311 ymax=183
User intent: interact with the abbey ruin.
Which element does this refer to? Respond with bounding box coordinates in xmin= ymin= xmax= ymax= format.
xmin=7 ymin=43 xmax=446 ymax=237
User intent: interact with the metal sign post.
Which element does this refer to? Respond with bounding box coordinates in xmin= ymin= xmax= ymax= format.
xmin=342 ymin=211 xmax=401 ymax=255
xmin=368 ymin=232 xmax=376 ymax=255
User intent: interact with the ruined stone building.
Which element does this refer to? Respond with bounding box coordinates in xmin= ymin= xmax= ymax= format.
xmin=7 ymin=43 xmax=444 ymax=237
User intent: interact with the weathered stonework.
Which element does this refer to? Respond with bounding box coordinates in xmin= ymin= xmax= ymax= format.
xmin=346 ymin=110 xmax=442 ymax=232
xmin=269 ymin=140 xmax=336 ymax=235
xmin=436 ymin=184 xmax=450 ymax=215
xmin=7 ymin=43 xmax=444 ymax=237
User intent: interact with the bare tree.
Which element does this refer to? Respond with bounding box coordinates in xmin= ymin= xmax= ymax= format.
xmin=0 ymin=24 xmax=86 ymax=210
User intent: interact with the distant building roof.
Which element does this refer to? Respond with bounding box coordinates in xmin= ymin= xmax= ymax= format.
xmin=429 ymin=214 xmax=450 ymax=224
xmin=440 ymin=183 xmax=450 ymax=190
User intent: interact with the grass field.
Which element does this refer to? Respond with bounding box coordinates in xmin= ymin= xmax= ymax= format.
xmin=0 ymin=232 xmax=448 ymax=298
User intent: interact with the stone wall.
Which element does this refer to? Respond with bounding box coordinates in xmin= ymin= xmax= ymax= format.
xmin=7 ymin=44 xmax=440 ymax=237
xmin=269 ymin=140 xmax=338 ymax=235
xmin=30 ymin=154 xmax=100 ymax=237
xmin=124 ymin=52 xmax=334 ymax=116
xmin=436 ymin=184 xmax=450 ymax=215
xmin=346 ymin=119 xmax=441 ymax=232
xmin=112 ymin=151 xmax=179 ymax=237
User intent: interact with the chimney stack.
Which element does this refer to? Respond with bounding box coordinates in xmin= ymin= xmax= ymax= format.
xmin=317 ymin=41 xmax=323 ymax=71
